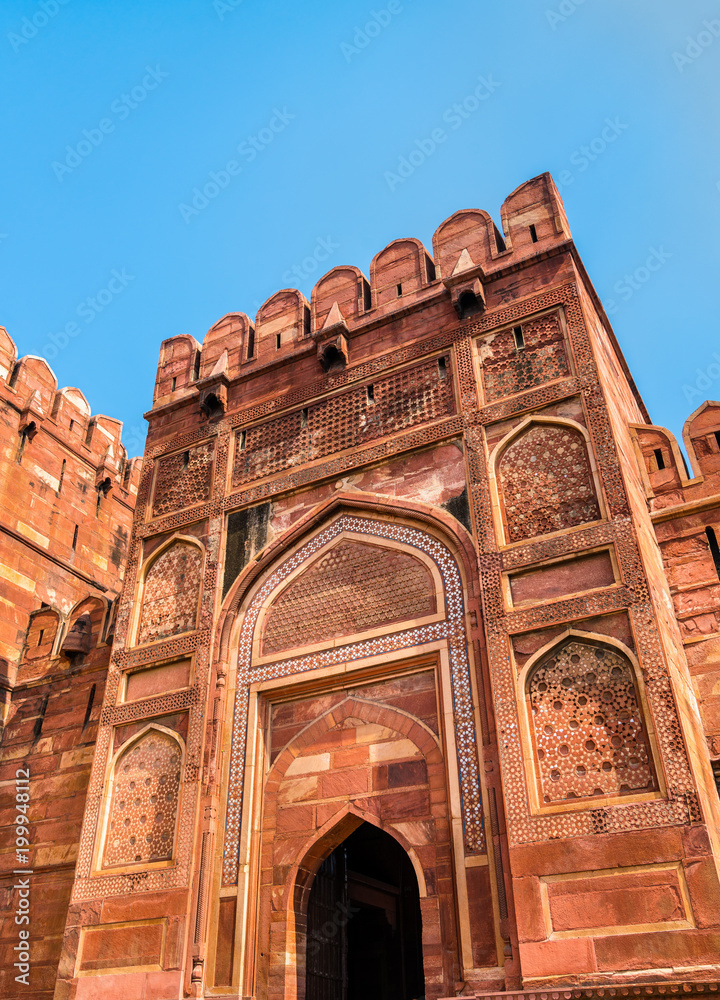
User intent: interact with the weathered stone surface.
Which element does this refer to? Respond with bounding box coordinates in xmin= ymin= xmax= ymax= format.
xmin=4 ymin=174 xmax=720 ymax=1000
xmin=0 ymin=349 xmax=138 ymax=1000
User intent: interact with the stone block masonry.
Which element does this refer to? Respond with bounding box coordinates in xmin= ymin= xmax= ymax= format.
xmin=5 ymin=172 xmax=720 ymax=999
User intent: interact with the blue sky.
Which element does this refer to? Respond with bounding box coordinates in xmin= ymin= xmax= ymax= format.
xmin=1 ymin=0 xmax=719 ymax=456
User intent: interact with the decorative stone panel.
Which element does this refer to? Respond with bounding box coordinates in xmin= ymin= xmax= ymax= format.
xmin=480 ymin=310 xmax=569 ymax=402
xmin=103 ymin=729 xmax=182 ymax=867
xmin=231 ymin=356 xmax=454 ymax=488
xmin=498 ymin=423 xmax=600 ymax=542
xmin=261 ymin=539 xmax=436 ymax=655
xmin=137 ymin=542 xmax=203 ymax=645
xmin=152 ymin=441 xmax=214 ymax=517
xmin=223 ymin=514 xmax=483 ymax=884
xmin=528 ymin=639 xmax=656 ymax=804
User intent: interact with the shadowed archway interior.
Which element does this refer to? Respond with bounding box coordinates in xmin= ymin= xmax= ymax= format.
xmin=306 ymin=823 xmax=424 ymax=1000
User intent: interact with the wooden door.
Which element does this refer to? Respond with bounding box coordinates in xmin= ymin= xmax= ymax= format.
xmin=306 ymin=847 xmax=348 ymax=1000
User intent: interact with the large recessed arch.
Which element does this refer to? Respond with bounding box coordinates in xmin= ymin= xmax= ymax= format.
xmin=220 ymin=499 xmax=485 ymax=885
xmin=210 ymin=494 xmax=496 ymax=998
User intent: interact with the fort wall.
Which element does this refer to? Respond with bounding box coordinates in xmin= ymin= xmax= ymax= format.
xmin=3 ymin=174 xmax=720 ymax=999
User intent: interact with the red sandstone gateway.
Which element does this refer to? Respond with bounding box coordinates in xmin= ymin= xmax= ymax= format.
xmin=2 ymin=173 xmax=720 ymax=999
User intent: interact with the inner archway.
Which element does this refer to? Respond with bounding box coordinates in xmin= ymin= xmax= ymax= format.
xmin=306 ymin=823 xmax=424 ymax=1000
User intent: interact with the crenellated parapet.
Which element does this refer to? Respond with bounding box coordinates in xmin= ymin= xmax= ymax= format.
xmin=0 ymin=326 xmax=142 ymax=494
xmin=0 ymin=325 xmax=142 ymax=673
xmin=151 ymin=172 xmax=573 ymax=411
xmin=631 ymin=401 xmax=720 ymax=508
xmin=48 ymin=169 xmax=720 ymax=1000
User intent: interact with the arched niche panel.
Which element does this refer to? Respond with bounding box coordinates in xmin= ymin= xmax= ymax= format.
xmin=497 ymin=420 xmax=601 ymax=543
xmin=260 ymin=537 xmax=437 ymax=656
xmin=136 ymin=539 xmax=204 ymax=645
xmin=526 ymin=637 xmax=657 ymax=806
xmin=102 ymin=727 xmax=183 ymax=869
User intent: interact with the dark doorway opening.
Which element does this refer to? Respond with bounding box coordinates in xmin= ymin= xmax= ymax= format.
xmin=305 ymin=822 xmax=424 ymax=1000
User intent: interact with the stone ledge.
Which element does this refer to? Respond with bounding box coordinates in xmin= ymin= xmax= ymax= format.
xmin=456 ymin=982 xmax=720 ymax=1000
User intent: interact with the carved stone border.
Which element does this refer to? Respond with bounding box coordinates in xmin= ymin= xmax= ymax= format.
xmin=468 ymin=982 xmax=720 ymax=1000
xmin=462 ymin=285 xmax=698 ymax=847
xmin=222 ymin=513 xmax=484 ymax=884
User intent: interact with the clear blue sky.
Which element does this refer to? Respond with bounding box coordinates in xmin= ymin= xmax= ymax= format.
xmin=1 ymin=0 xmax=719 ymax=457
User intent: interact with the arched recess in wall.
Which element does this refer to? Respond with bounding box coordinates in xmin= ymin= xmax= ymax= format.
xmin=133 ymin=535 xmax=205 ymax=646
xmin=60 ymin=595 xmax=108 ymax=658
xmin=491 ymin=416 xmax=604 ymax=545
xmin=293 ymin=811 xmax=429 ymax=1000
xmin=97 ymin=723 xmax=184 ymax=872
xmin=518 ymin=630 xmax=661 ymax=812
xmin=230 ymin=692 xmax=452 ymax=1000
xmin=217 ymin=497 xmax=485 ymax=869
xmin=210 ymin=494 xmax=499 ymax=997
xmin=272 ymin=695 xmax=436 ymax=894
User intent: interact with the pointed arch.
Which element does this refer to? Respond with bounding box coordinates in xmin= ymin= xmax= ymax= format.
xmin=220 ymin=495 xmax=486 ymax=886
xmin=255 ymin=531 xmax=444 ymax=659
xmin=132 ymin=533 xmax=205 ymax=646
xmin=252 ymin=694 xmax=450 ymax=1000
xmin=293 ymin=802 xmax=429 ymax=905
xmin=290 ymin=809 xmax=432 ymax=1000
xmin=98 ymin=723 xmax=185 ymax=871
xmin=490 ymin=415 xmax=604 ymax=544
xmin=517 ymin=629 xmax=661 ymax=812
xmin=216 ymin=491 xmax=478 ymax=666
xmin=61 ymin=595 xmax=109 ymax=654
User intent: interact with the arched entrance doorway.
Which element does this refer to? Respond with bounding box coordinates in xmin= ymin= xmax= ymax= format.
xmin=306 ymin=823 xmax=424 ymax=1000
